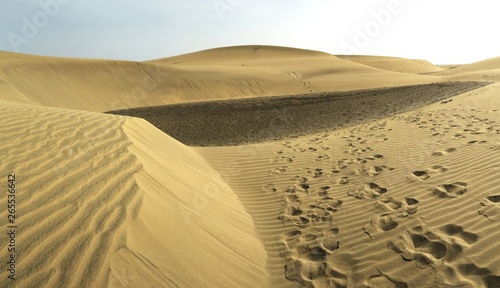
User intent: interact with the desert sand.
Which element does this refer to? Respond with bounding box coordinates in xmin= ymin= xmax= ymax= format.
xmin=0 ymin=45 xmax=499 ymax=287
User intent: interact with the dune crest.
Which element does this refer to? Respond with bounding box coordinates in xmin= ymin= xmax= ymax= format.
xmin=0 ymin=47 xmax=451 ymax=113
xmin=0 ymin=102 xmax=266 ymax=287
xmin=337 ymin=55 xmax=443 ymax=74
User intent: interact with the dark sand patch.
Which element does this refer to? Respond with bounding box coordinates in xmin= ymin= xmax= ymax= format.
xmin=108 ymin=82 xmax=488 ymax=146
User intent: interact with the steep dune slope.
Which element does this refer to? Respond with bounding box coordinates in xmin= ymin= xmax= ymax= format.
xmin=0 ymin=100 xmax=266 ymax=287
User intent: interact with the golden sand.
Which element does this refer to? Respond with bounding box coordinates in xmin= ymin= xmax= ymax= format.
xmin=0 ymin=46 xmax=499 ymax=287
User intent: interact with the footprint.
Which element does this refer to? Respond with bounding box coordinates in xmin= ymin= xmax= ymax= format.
xmin=282 ymin=230 xmax=303 ymax=251
xmin=363 ymin=271 xmax=408 ymax=288
xmin=439 ymin=223 xmax=478 ymax=245
xmin=432 ymin=182 xmax=468 ymax=198
xmin=432 ymin=147 xmax=457 ymax=156
xmin=317 ymin=186 xmax=330 ymax=197
xmin=314 ymin=154 xmax=330 ymax=162
xmin=294 ymin=176 xmax=310 ymax=191
xmin=368 ymin=165 xmax=394 ymax=176
xmin=271 ymin=156 xmax=295 ymax=163
xmin=430 ymin=165 xmax=448 ymax=173
xmin=314 ymin=198 xmax=343 ymax=211
xmin=457 ymin=264 xmax=500 ymax=288
xmin=467 ymin=140 xmax=488 ymax=145
xmin=404 ymin=197 xmax=419 ymax=216
xmin=412 ymin=165 xmax=447 ymax=180
xmin=478 ymin=195 xmax=500 ymax=221
xmin=278 ymin=213 xmax=310 ymax=227
xmin=269 ymin=166 xmax=288 ymax=175
xmin=262 ymin=184 xmax=277 ymax=194
xmin=348 ymin=183 xmax=387 ymax=199
xmin=336 ymin=177 xmax=350 ymax=185
xmin=375 ymin=196 xmax=403 ymax=213
xmin=411 ymin=170 xmax=430 ymax=180
xmin=363 ymin=196 xmax=419 ymax=240
xmin=388 ymin=222 xmax=480 ymax=284
xmin=363 ymin=214 xmax=399 ymax=239
xmin=322 ymin=235 xmax=340 ymax=252
xmin=304 ymin=168 xmax=323 ymax=178
xmin=486 ymin=195 xmax=500 ymax=203
xmin=282 ymin=227 xmax=343 ymax=286
xmin=375 ymin=196 xmax=418 ymax=217
xmin=285 ymin=194 xmax=301 ymax=205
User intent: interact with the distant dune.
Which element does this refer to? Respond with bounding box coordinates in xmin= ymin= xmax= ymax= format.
xmin=336 ymin=55 xmax=443 ymax=74
xmin=0 ymin=46 xmax=446 ymax=112
xmin=434 ymin=56 xmax=500 ymax=82
xmin=0 ymin=46 xmax=499 ymax=287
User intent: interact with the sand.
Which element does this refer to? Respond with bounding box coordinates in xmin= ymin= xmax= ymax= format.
xmin=336 ymin=55 xmax=444 ymax=74
xmin=108 ymin=82 xmax=487 ymax=146
xmin=0 ymin=45 xmax=499 ymax=287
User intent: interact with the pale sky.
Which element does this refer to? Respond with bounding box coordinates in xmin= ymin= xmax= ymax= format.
xmin=1 ymin=0 xmax=498 ymax=64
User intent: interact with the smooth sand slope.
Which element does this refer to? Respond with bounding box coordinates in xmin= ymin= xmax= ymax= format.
xmin=434 ymin=57 xmax=500 ymax=82
xmin=336 ymin=55 xmax=443 ymax=74
xmin=0 ymin=46 xmax=499 ymax=288
xmin=1 ymin=46 xmax=446 ymax=112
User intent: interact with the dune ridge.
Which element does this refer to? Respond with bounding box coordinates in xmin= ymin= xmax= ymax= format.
xmin=337 ymin=55 xmax=443 ymax=74
xmin=0 ymin=46 xmax=448 ymax=113
xmin=0 ymin=101 xmax=266 ymax=287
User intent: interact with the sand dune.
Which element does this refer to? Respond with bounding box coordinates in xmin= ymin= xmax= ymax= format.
xmin=150 ymin=45 xmax=447 ymax=95
xmin=0 ymin=46 xmax=499 ymax=287
xmin=148 ymin=45 xmax=336 ymax=65
xmin=441 ymin=56 xmax=500 ymax=74
xmin=1 ymin=46 xmax=447 ymax=113
xmin=337 ymin=55 xmax=443 ymax=74
xmin=434 ymin=57 xmax=500 ymax=82
xmin=0 ymin=102 xmax=266 ymax=287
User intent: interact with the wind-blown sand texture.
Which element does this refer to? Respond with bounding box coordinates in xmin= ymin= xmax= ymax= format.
xmin=0 ymin=45 xmax=499 ymax=287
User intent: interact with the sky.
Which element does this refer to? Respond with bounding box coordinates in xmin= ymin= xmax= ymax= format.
xmin=0 ymin=0 xmax=499 ymax=64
